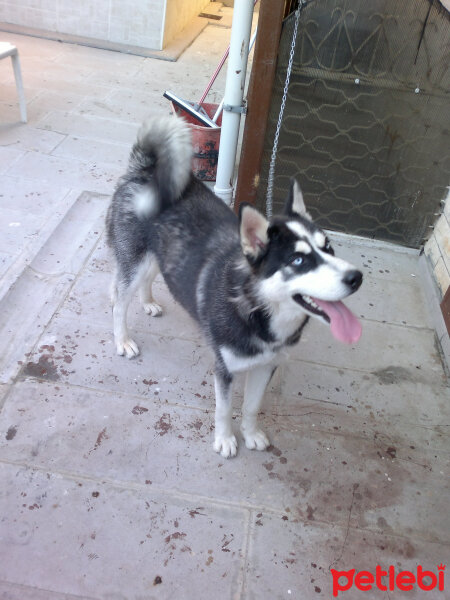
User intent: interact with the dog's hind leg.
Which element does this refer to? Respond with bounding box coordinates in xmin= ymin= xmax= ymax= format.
xmin=240 ymin=364 xmax=275 ymax=451
xmin=213 ymin=366 xmax=237 ymax=459
xmin=112 ymin=268 xmax=142 ymax=359
xmin=139 ymin=255 xmax=163 ymax=317
xmin=110 ymin=273 xmax=118 ymax=306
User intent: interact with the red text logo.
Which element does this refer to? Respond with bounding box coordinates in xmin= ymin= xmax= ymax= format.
xmin=331 ymin=564 xmax=445 ymax=597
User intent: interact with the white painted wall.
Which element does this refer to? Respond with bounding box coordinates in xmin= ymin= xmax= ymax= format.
xmin=0 ymin=0 xmax=208 ymax=50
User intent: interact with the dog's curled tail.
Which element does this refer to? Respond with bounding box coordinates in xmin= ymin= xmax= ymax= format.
xmin=129 ymin=115 xmax=192 ymax=216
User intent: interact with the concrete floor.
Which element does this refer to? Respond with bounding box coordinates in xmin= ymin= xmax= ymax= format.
xmin=1 ymin=14 xmax=449 ymax=600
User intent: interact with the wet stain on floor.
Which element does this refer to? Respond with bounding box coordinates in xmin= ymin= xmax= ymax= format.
xmin=23 ymin=354 xmax=60 ymax=381
xmin=5 ymin=425 xmax=18 ymax=441
xmin=154 ymin=413 xmax=172 ymax=436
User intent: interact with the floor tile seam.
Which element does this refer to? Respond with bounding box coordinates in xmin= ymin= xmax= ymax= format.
xmin=36 ymin=107 xmax=140 ymax=127
xmin=56 ymin=265 xmax=436 ymax=334
xmin=82 ymin=88 xmax=122 ymax=105
xmin=0 ymin=579 xmax=99 ymax=600
xmin=9 ymin=377 xmax=450 ymax=459
xmin=401 ymin=421 xmax=450 ymax=430
xmin=272 ymin=401 xmax=450 ymax=423
xmin=34 ymin=114 xmax=74 ymax=139
xmin=52 ymin=50 xmax=145 ymax=72
xmin=47 ymin=128 xmax=71 ymax=155
xmin=55 ymin=310 xmax=204 ymax=345
xmin=32 ymin=124 xmax=136 ymax=150
xmin=51 ymin=132 xmax=134 ymax=151
xmin=1 ymin=146 xmax=27 ymax=174
xmin=0 ymin=173 xmax=72 ymax=202
xmin=1 ymin=457 xmax=449 ymax=547
xmin=10 ymin=144 xmax=126 ymax=173
xmin=26 ymin=88 xmax=86 ymax=116
xmin=13 ymin=375 xmax=217 ymax=413
xmin=318 ymin=423 xmax=450 ymax=455
xmin=55 ymin=308 xmax=437 ymax=341
xmin=0 ymin=454 xmax=359 ymax=519
xmin=357 ymin=270 xmax=424 ymax=283
xmin=233 ymin=508 xmax=253 ymax=600
xmin=343 ymin=525 xmax=450 ymax=548
xmin=0 ymin=182 xmax=72 ymax=220
xmin=359 ymin=316 xmax=435 ymax=333
xmin=261 ymin=418 xmax=450 ymax=459
xmin=239 ymin=510 xmax=257 ymax=600
xmin=328 ymin=231 xmax=421 ymax=255
xmin=0 ymin=120 xmax=66 ymax=149
xmin=275 ymin=392 xmax=450 ymax=408
xmin=266 ymin=408 xmax=450 ymax=433
xmin=0 ymin=150 xmax=90 ymax=178
xmin=286 ymin=357 xmax=440 ymax=381
xmin=68 ymin=91 xmax=105 ymax=113
xmin=83 ymin=74 xmax=142 ymax=93
xmin=394 ymin=454 xmax=449 ymax=476
xmin=0 ymin=456 xmax=259 ymax=515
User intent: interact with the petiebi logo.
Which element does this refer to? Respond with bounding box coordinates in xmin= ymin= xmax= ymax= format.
xmin=331 ymin=564 xmax=445 ymax=597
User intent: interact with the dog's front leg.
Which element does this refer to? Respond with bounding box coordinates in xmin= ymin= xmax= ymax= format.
xmin=213 ymin=367 xmax=237 ymax=459
xmin=241 ymin=364 xmax=275 ymax=451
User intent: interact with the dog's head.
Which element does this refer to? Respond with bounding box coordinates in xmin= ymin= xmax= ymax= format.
xmin=239 ymin=179 xmax=363 ymax=344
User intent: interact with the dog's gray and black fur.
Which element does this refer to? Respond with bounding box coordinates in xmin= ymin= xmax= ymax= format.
xmin=106 ymin=116 xmax=363 ymax=458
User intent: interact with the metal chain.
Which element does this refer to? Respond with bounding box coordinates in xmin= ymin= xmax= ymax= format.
xmin=266 ymin=3 xmax=304 ymax=218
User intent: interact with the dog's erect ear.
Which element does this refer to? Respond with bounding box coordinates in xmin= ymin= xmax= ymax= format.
xmin=239 ymin=203 xmax=269 ymax=260
xmin=284 ymin=179 xmax=312 ymax=220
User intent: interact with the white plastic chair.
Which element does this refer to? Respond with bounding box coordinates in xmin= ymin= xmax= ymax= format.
xmin=0 ymin=42 xmax=27 ymax=123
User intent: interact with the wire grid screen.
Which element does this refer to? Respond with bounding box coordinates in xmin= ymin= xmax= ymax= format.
xmin=257 ymin=0 xmax=450 ymax=247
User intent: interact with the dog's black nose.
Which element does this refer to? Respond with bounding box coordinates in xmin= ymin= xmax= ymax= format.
xmin=343 ymin=269 xmax=363 ymax=292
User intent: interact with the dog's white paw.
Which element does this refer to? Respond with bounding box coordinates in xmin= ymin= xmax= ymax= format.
xmin=241 ymin=427 xmax=270 ymax=451
xmin=214 ymin=434 xmax=238 ymax=459
xmin=143 ymin=302 xmax=163 ymax=317
xmin=116 ymin=338 xmax=140 ymax=359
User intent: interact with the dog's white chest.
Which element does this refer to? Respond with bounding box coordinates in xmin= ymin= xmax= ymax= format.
xmin=220 ymin=345 xmax=279 ymax=374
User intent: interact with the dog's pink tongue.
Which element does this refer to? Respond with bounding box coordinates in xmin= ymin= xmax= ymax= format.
xmin=313 ymin=298 xmax=362 ymax=344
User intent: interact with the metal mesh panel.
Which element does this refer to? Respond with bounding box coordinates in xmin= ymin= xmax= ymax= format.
xmin=257 ymin=0 xmax=450 ymax=247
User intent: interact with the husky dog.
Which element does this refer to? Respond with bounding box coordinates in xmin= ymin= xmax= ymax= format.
xmin=106 ymin=116 xmax=362 ymax=458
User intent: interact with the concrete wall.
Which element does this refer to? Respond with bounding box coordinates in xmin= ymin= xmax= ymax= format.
xmin=424 ymin=188 xmax=450 ymax=298
xmin=109 ymin=0 xmax=165 ymax=50
xmin=0 ymin=0 xmax=208 ymax=51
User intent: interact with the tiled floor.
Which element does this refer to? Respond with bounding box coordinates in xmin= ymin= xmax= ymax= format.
xmin=1 ymin=14 xmax=449 ymax=600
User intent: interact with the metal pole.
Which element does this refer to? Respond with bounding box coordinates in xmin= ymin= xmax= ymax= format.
xmin=212 ymin=27 xmax=257 ymax=124
xmin=214 ymin=0 xmax=254 ymax=205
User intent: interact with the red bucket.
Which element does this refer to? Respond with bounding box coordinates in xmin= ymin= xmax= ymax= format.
xmin=170 ymin=102 xmax=222 ymax=181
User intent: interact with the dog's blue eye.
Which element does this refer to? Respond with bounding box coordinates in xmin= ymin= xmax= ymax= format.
xmin=292 ymin=256 xmax=303 ymax=267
